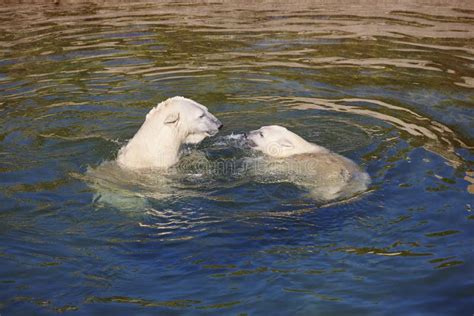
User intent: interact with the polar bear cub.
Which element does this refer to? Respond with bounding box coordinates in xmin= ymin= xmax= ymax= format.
xmin=246 ymin=125 xmax=370 ymax=201
xmin=117 ymin=96 xmax=222 ymax=169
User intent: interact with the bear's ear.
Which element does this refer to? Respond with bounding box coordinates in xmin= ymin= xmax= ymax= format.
xmin=278 ymin=139 xmax=294 ymax=148
xmin=164 ymin=112 xmax=180 ymax=125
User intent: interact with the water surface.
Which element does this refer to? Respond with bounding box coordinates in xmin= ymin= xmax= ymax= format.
xmin=0 ymin=1 xmax=473 ymax=315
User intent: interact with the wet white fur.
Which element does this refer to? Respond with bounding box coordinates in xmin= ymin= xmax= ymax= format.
xmin=247 ymin=125 xmax=370 ymax=201
xmin=117 ymin=96 xmax=222 ymax=169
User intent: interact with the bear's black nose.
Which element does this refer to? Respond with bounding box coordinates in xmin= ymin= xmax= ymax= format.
xmin=218 ymin=123 xmax=224 ymax=130
xmin=243 ymin=133 xmax=247 ymax=138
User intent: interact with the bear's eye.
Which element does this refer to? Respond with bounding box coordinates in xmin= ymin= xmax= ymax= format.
xmin=199 ymin=113 xmax=205 ymax=119
xmin=259 ymin=132 xmax=264 ymax=137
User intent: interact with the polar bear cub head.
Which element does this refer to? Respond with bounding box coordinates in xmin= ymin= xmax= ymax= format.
xmin=117 ymin=96 xmax=222 ymax=169
xmin=246 ymin=125 xmax=327 ymax=158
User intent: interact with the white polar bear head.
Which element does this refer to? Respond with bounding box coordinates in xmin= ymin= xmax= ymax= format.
xmin=146 ymin=96 xmax=223 ymax=144
xmin=246 ymin=125 xmax=327 ymax=158
xmin=117 ymin=96 xmax=222 ymax=169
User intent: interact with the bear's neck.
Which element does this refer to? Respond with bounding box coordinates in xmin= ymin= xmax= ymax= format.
xmin=117 ymin=120 xmax=185 ymax=169
xmin=292 ymin=138 xmax=329 ymax=155
xmin=306 ymin=142 xmax=329 ymax=154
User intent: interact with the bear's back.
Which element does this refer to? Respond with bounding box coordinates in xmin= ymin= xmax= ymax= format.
xmin=257 ymin=151 xmax=369 ymax=201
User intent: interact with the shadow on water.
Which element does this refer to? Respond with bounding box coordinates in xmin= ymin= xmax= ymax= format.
xmin=0 ymin=0 xmax=473 ymax=315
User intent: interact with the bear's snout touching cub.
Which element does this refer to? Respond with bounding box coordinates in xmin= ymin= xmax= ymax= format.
xmin=246 ymin=125 xmax=370 ymax=201
xmin=117 ymin=96 xmax=222 ymax=169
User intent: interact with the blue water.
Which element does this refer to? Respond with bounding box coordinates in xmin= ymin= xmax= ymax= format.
xmin=0 ymin=1 xmax=473 ymax=315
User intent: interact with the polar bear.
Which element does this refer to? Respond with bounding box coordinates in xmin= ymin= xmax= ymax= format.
xmin=117 ymin=96 xmax=223 ymax=169
xmin=245 ymin=125 xmax=370 ymax=201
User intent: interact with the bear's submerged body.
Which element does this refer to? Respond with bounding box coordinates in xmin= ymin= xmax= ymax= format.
xmin=254 ymin=152 xmax=370 ymax=201
xmin=246 ymin=125 xmax=370 ymax=201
